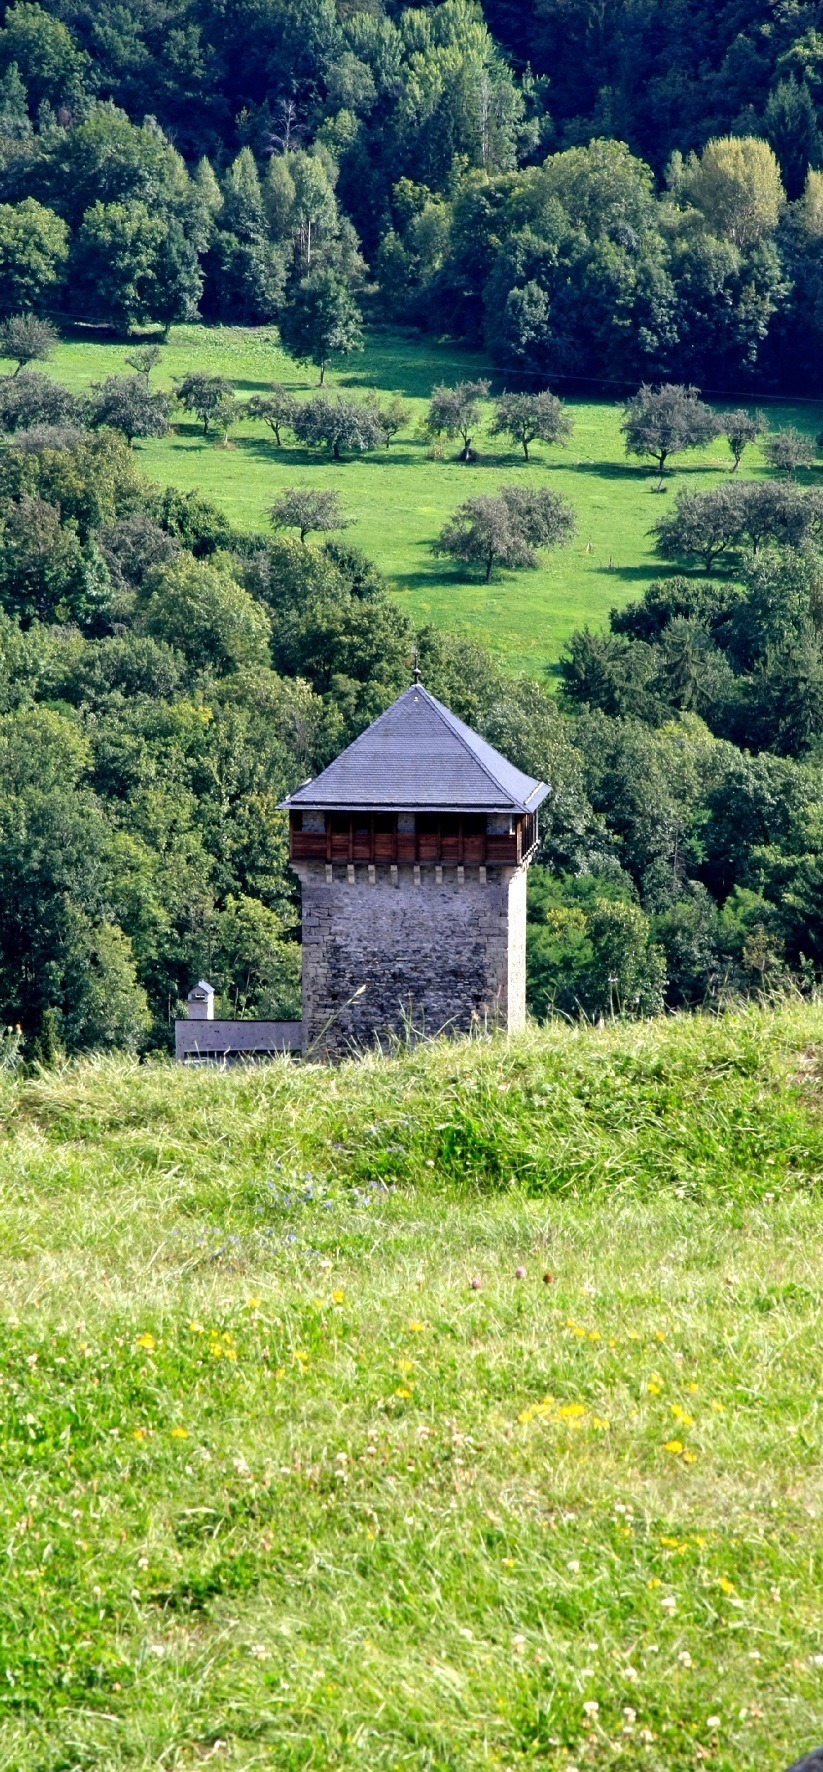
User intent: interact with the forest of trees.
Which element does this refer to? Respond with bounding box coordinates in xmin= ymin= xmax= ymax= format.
xmin=2 ymin=1 xmax=823 ymax=1050
xmin=0 ymin=410 xmax=820 ymax=1050
xmin=0 ymin=0 xmax=823 ymax=387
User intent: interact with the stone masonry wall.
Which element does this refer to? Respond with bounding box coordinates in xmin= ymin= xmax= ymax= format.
xmin=294 ymin=861 xmax=529 ymax=1057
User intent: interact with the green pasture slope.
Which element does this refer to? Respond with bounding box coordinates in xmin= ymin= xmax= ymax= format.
xmin=37 ymin=324 xmax=823 ymax=674
xmin=2 ymin=1003 xmax=823 ymax=1769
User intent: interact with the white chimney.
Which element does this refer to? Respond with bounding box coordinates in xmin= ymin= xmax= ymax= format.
xmin=187 ymin=980 xmax=215 ymax=1021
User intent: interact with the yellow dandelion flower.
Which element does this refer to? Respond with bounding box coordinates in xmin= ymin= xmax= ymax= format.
xmin=409 ymin=1320 xmax=424 ymax=1332
xmin=394 ymin=1386 xmax=411 ymax=1399
xmin=170 ymin=1426 xmax=189 ymax=1439
xmin=648 ymin=1577 xmax=661 ymax=1588
xmin=502 ymin=1557 xmax=516 ymax=1568
xmin=588 ymin=1329 xmax=602 ymax=1342
xmin=246 ymin=1298 xmax=261 ymax=1310
xmin=592 ymin=1415 xmax=610 ymax=1430
xmin=718 ymin=1576 xmax=736 ymax=1595
xmin=136 ymin=1333 xmax=155 ymax=1351
xmin=275 ymin=1366 xmax=286 ymax=1379
xmin=671 ymin=1405 xmax=694 ymax=1426
xmin=711 ymin=1400 xmax=725 ymax=1413
xmin=664 ymin=1439 xmax=684 ymax=1454
xmin=654 ymin=1331 xmax=666 ymax=1342
xmin=686 ymin=1381 xmax=699 ymax=1393
xmin=627 ymin=1330 xmax=641 ymax=1340
xmin=132 ymin=1427 xmax=147 ymax=1441
xmin=313 ymin=1298 xmax=324 ymax=1309
xmin=557 ymin=1402 xmax=586 ymax=1420
xmin=333 ymin=1289 xmax=345 ymax=1305
xmin=647 ymin=1381 xmax=662 ymax=1395
xmin=682 ymin=1449 xmax=697 ymax=1464
xmin=398 ymin=1358 xmax=413 ymax=1374
xmin=518 ymin=1407 xmax=534 ymax=1424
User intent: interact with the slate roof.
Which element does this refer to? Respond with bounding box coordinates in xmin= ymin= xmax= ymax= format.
xmin=283 ymin=683 xmax=550 ymax=814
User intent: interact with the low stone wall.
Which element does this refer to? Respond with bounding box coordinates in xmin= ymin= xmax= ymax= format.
xmin=175 ymin=1020 xmax=303 ymax=1062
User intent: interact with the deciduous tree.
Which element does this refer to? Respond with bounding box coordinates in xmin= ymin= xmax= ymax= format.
xmin=489 ymin=389 xmax=573 ymax=460
xmin=278 ymin=269 xmax=363 ymax=383
xmin=270 ymin=487 xmax=350 ymax=543
xmin=621 ymin=383 xmax=717 ymax=486
xmin=291 ymin=392 xmax=381 ymax=459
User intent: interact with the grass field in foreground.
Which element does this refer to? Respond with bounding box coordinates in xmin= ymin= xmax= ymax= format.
xmin=2 ymin=1002 xmax=823 ymax=1769
xmin=33 ymin=323 xmax=823 ymax=673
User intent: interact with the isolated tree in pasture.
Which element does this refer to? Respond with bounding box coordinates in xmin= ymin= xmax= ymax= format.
xmin=278 ymin=270 xmax=363 ymax=384
xmin=270 ymin=487 xmax=351 ymax=544
xmin=212 ymin=392 xmax=240 ymax=446
xmin=434 ymin=485 xmax=576 ymax=581
xmin=89 ymin=375 xmax=170 ymax=446
xmin=246 ymin=387 xmax=297 ymax=446
xmin=291 ymin=393 xmax=381 ymax=460
xmin=426 ymin=380 xmax=491 ymax=461
xmin=722 ymin=409 xmax=766 ymax=471
xmin=174 ymin=372 xmax=234 ymax=436
xmin=763 ymin=425 xmax=816 ymax=476
xmin=0 ymin=313 xmax=58 ymax=374
xmin=125 ymin=345 xmax=163 ymax=380
xmin=621 ymin=383 xmax=717 ymax=486
xmin=489 ymin=390 xmax=573 ymax=460
xmin=368 ymin=394 xmax=411 ymax=448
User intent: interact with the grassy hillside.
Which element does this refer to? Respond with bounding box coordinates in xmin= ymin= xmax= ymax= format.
xmin=2 ymin=1003 xmax=823 ymax=1769
xmin=36 ymin=324 xmax=823 ymax=674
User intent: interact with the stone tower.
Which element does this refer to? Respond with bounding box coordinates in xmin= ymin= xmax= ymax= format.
xmin=284 ymin=681 xmax=549 ymax=1057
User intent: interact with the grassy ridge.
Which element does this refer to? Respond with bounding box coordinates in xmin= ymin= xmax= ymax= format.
xmin=2 ymin=1004 xmax=823 ymax=1768
xmin=39 ymin=324 xmax=823 ymax=673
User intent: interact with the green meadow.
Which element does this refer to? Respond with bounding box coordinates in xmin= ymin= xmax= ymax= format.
xmin=33 ymin=323 xmax=823 ymax=674
xmin=2 ymin=1004 xmax=823 ymax=1769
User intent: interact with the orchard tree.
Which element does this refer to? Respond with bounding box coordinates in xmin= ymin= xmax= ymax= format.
xmin=0 ymin=199 xmax=68 ymax=315
xmin=88 ymin=375 xmax=170 ymax=446
xmin=246 ymin=387 xmax=297 ymax=445
xmin=174 ymin=372 xmax=234 ymax=436
xmin=763 ymin=425 xmax=816 ymax=476
xmin=291 ymin=393 xmax=381 ymax=459
xmin=489 ymin=390 xmax=573 ymax=460
xmin=126 ymin=345 xmax=163 ymax=379
xmin=723 ymin=409 xmax=766 ymax=471
xmin=211 ymin=391 xmax=239 ymax=446
xmin=621 ymin=383 xmax=718 ymax=487
xmin=0 ymin=313 xmax=58 ymax=374
xmin=368 ymin=394 xmax=411 ymax=448
xmin=0 ymin=370 xmax=81 ymax=432
xmin=434 ymin=485 xmax=576 ymax=581
xmin=425 ymin=380 xmax=491 ymax=461
xmin=278 ymin=270 xmax=363 ymax=384
xmin=270 ymin=487 xmax=350 ymax=543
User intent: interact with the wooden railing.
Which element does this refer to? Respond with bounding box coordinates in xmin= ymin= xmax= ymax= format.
xmin=290 ymin=812 xmax=538 ymax=868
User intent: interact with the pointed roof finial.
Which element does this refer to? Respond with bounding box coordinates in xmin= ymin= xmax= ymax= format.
xmin=412 ymin=649 xmax=421 ymax=685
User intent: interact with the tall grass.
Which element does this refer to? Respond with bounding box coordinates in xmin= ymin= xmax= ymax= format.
xmin=1 ymin=1004 xmax=822 ymax=1769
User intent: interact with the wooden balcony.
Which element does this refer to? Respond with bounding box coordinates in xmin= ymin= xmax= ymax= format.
xmin=290 ymin=811 xmax=538 ymax=868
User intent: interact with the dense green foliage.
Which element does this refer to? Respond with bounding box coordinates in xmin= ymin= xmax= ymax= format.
xmin=0 ymin=1 xmax=823 ymax=387
xmin=1 ymin=388 xmax=823 ymax=1049
xmin=1 ymin=1008 xmax=823 ymax=1766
